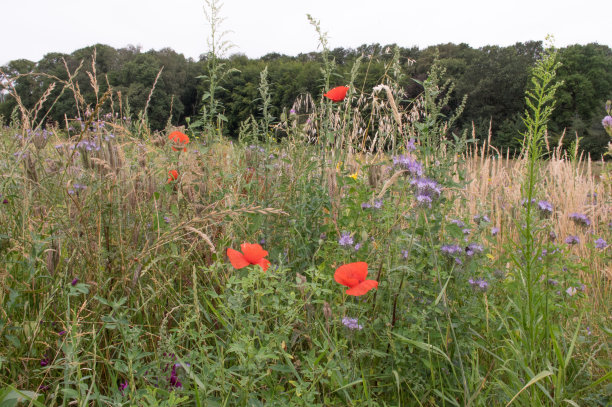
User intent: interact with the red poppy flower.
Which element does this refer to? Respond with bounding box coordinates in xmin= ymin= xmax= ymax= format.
xmin=334 ymin=262 xmax=378 ymax=296
xmin=168 ymin=131 xmax=190 ymax=152
xmin=227 ymin=243 xmax=270 ymax=271
xmin=324 ymin=86 xmax=349 ymax=102
xmin=167 ymin=169 xmax=179 ymax=182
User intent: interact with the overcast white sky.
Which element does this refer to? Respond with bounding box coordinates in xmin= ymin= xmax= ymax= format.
xmin=2 ymin=0 xmax=609 ymax=65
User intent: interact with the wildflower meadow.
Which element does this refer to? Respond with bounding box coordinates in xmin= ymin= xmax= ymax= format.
xmin=0 ymin=7 xmax=610 ymax=407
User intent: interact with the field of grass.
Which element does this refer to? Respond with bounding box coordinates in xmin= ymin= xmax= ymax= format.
xmin=0 ymin=40 xmax=610 ymax=406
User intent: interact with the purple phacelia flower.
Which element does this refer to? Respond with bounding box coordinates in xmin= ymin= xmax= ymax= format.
xmin=491 ymin=227 xmax=500 ymax=236
xmin=565 ymin=235 xmax=580 ymax=245
xmin=342 ymin=317 xmax=363 ymax=330
xmin=473 ymin=214 xmax=490 ymax=224
xmin=450 ymin=219 xmax=465 ymax=228
xmin=468 ymin=278 xmax=489 ymax=291
xmin=569 ymin=212 xmax=590 ymax=227
xmin=406 ymin=138 xmax=416 ymax=152
xmin=465 ymin=243 xmax=483 ymax=257
xmin=602 ymin=115 xmax=612 ymax=129
xmin=441 ymin=244 xmax=462 ymax=256
xmin=338 ymin=232 xmax=354 ymax=247
xmin=537 ymin=200 xmax=553 ymax=214
xmin=392 ymin=154 xmax=422 ymax=176
xmin=373 ymin=199 xmax=383 ymax=209
xmin=361 ymin=202 xmax=372 ymax=209
xmin=401 ymin=249 xmax=409 ymax=259
xmin=410 ymin=177 xmax=441 ymax=198
xmin=416 ymin=194 xmax=432 ymax=207
xmin=547 ymin=279 xmax=559 ymax=286
xmin=354 ymin=243 xmax=362 ymax=251
xmin=594 ymin=238 xmax=607 ymax=249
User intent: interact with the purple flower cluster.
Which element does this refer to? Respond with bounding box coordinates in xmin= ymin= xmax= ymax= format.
xmin=602 ymin=115 xmax=612 ymax=129
xmin=465 ymin=243 xmax=483 ymax=257
xmin=537 ymin=200 xmax=553 ymax=214
xmin=410 ymin=177 xmax=441 ymax=207
xmin=569 ymin=212 xmax=590 ymax=227
xmin=342 ymin=317 xmax=363 ymax=330
xmin=473 ymin=214 xmax=490 ymax=224
xmin=491 ymin=227 xmax=500 ymax=236
xmin=169 ymin=364 xmax=182 ymax=388
xmin=392 ymin=154 xmax=423 ymax=177
xmin=441 ymin=244 xmax=462 ymax=256
xmin=338 ymin=232 xmax=354 ymax=247
xmin=450 ymin=219 xmax=465 ymax=228
xmin=594 ymin=238 xmax=607 ymax=249
xmin=68 ymin=183 xmax=87 ymax=195
xmin=468 ymin=278 xmax=489 ymax=292
xmin=73 ymin=140 xmax=100 ymax=152
xmin=565 ymin=235 xmax=580 ymax=245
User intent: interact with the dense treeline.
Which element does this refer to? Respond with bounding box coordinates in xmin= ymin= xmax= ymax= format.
xmin=1 ymin=41 xmax=611 ymax=156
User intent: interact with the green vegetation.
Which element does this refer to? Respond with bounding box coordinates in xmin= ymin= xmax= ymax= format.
xmin=0 ymin=13 xmax=610 ymax=407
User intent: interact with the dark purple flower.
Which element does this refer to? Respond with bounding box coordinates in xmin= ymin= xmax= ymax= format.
xmin=169 ymin=365 xmax=182 ymax=388
xmin=71 ymin=278 xmax=78 ymax=286
xmin=40 ymin=358 xmax=49 ymax=367
xmin=2 ymin=199 xmax=7 ymax=204
xmin=58 ymin=330 xmax=66 ymax=336
xmin=547 ymin=279 xmax=559 ymax=286
xmin=549 ymin=230 xmax=557 ymax=241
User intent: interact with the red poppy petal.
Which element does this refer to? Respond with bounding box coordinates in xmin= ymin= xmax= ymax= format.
xmin=346 ymin=279 xmax=378 ymax=296
xmin=324 ymin=86 xmax=349 ymax=102
xmin=227 ymin=248 xmax=249 ymax=269
xmin=334 ymin=262 xmax=368 ymax=287
xmin=255 ymin=258 xmax=271 ymax=272
xmin=240 ymin=243 xmax=268 ymax=264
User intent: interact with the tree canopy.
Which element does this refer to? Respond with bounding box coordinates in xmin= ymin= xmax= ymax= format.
xmin=1 ymin=41 xmax=610 ymax=157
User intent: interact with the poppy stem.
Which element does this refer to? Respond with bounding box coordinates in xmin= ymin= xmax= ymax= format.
xmin=371 ymin=261 xmax=384 ymax=313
